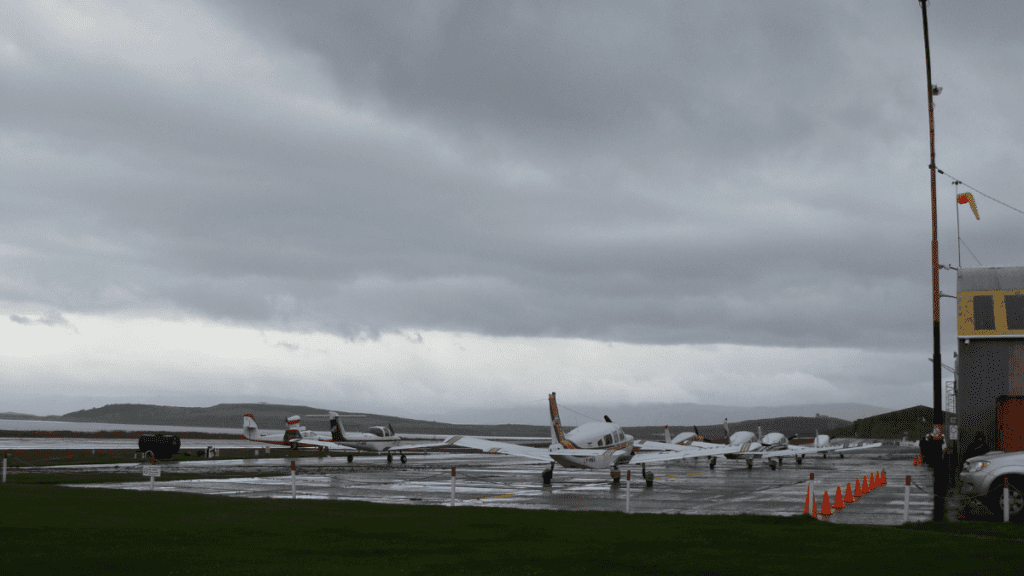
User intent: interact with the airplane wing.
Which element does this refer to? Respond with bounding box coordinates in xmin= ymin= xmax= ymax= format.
xmin=835 ymin=442 xmax=883 ymax=452
xmin=629 ymin=444 xmax=741 ymax=464
xmin=439 ymin=436 xmax=554 ymax=463
xmin=289 ymin=439 xmax=357 ymax=452
xmin=754 ymin=442 xmax=883 ymax=458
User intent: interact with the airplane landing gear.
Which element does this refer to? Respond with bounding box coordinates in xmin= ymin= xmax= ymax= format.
xmin=610 ymin=466 xmax=621 ymax=484
xmin=796 ymin=455 xmax=803 ymax=465
xmin=386 ymin=454 xmax=393 ymax=464
xmin=746 ymin=459 xmax=754 ymax=470
xmin=541 ymin=463 xmax=554 ymax=486
xmin=642 ymin=463 xmax=654 ymax=487
xmin=769 ymin=460 xmax=777 ymax=470
xmin=400 ymin=454 xmax=407 ymax=464
xmin=823 ymin=452 xmax=828 ymax=459
xmin=709 ymin=457 xmax=717 ymax=470
xmin=839 ymin=453 xmax=844 ymax=459
xmin=347 ymin=454 xmax=354 ymax=463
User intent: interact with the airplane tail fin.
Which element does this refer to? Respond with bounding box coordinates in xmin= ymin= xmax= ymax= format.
xmin=548 ymin=392 xmax=576 ymax=449
xmin=723 ymin=418 xmax=730 ymax=437
xmin=757 ymin=425 xmax=763 ymax=442
xmin=242 ymin=414 xmax=259 ymax=441
xmin=664 ymin=426 xmax=671 ymax=443
xmin=284 ymin=415 xmax=302 ymax=443
xmin=329 ymin=412 xmax=345 ymax=442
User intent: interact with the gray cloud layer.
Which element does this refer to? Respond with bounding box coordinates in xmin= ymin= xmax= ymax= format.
xmin=2 ymin=1 xmax=1022 ymax=354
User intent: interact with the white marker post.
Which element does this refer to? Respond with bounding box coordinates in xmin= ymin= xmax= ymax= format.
xmin=142 ymin=463 xmax=161 ymax=491
xmin=2 ymin=451 xmax=7 ymax=483
xmin=903 ymin=475 xmax=911 ymax=523
xmin=450 ymin=467 xmax=456 ymax=507
xmin=809 ymin=472 xmax=814 ymax=506
xmin=1004 ymin=477 xmax=1010 ymax=523
xmin=625 ymin=470 xmax=631 ymax=514
xmin=291 ymin=460 xmax=296 ymax=500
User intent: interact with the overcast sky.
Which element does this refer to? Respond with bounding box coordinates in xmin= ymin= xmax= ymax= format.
xmin=2 ymin=1 xmax=1022 ymax=421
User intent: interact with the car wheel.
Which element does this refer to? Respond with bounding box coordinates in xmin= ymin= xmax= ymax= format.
xmin=989 ymin=477 xmax=1024 ymax=520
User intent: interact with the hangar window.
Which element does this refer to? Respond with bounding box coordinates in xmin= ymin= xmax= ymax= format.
xmin=974 ymin=295 xmax=996 ymax=330
xmin=1006 ymin=295 xmax=1024 ymax=330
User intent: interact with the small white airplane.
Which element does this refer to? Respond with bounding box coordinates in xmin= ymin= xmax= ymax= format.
xmin=441 ymin=393 xmax=741 ymax=486
xmin=243 ymin=412 xmax=547 ymax=464
xmin=662 ymin=419 xmax=881 ymax=470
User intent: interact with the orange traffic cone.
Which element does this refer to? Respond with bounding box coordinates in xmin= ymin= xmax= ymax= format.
xmin=844 ymin=482 xmax=854 ymax=503
xmin=811 ymin=493 xmax=818 ymax=519
xmin=881 ymin=469 xmax=887 ymax=486
xmin=820 ymin=490 xmax=832 ymax=519
xmin=854 ymin=478 xmax=862 ymax=501
xmin=869 ymin=472 xmax=875 ymax=490
xmin=914 ymin=454 xmax=920 ymax=466
xmin=834 ymin=486 xmax=845 ymax=510
xmin=863 ymin=474 xmax=869 ymax=494
xmin=804 ymin=483 xmax=811 ymax=515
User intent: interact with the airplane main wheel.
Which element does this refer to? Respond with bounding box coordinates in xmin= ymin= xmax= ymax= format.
xmin=769 ymin=461 xmax=777 ymax=470
xmin=645 ymin=471 xmax=654 ymax=488
xmin=709 ymin=457 xmax=717 ymax=470
xmin=839 ymin=453 xmax=845 ymax=459
xmin=347 ymin=454 xmax=353 ymax=463
xmin=400 ymin=454 xmax=407 ymax=464
xmin=541 ymin=468 xmax=553 ymax=486
xmin=796 ymin=456 xmax=803 ymax=465
xmin=746 ymin=459 xmax=754 ymax=470
xmin=386 ymin=454 xmax=393 ymax=464
xmin=610 ymin=467 xmax=621 ymax=484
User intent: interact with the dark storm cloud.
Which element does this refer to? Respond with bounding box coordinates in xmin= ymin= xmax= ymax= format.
xmin=2 ymin=0 xmax=1022 ymax=354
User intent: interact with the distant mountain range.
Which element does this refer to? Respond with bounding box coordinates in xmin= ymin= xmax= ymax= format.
xmin=0 ymin=401 xmax=926 ymax=439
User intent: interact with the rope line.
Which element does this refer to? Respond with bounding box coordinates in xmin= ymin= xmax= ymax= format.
xmin=937 ymin=167 xmax=1024 ymax=217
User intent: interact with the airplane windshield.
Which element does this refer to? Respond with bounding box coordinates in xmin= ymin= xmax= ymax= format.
xmin=369 ymin=427 xmax=386 ymax=437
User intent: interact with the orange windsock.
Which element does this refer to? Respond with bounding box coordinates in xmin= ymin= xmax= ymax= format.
xmin=844 ymin=482 xmax=854 ymax=503
xmin=957 ymin=192 xmax=980 ymax=220
xmin=820 ymin=490 xmax=832 ymax=518
xmin=834 ymin=486 xmax=845 ymax=510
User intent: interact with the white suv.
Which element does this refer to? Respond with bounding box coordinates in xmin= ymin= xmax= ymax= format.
xmin=961 ymin=451 xmax=1024 ymax=520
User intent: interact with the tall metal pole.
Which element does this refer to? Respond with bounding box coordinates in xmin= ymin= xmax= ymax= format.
xmin=919 ymin=0 xmax=945 ymax=522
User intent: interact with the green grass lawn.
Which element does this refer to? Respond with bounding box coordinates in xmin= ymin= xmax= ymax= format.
xmin=2 ymin=481 xmax=1022 ymax=576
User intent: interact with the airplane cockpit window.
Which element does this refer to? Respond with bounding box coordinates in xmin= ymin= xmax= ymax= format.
xmin=604 ymin=434 xmax=613 ymax=445
xmin=369 ymin=427 xmax=385 ymax=437
xmin=597 ymin=439 xmax=603 ymax=446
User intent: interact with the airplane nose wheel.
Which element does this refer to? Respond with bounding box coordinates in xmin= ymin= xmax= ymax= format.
xmin=796 ymin=456 xmax=803 ymax=465
xmin=400 ymin=454 xmax=407 ymax=464
xmin=709 ymin=457 xmax=717 ymax=470
xmin=386 ymin=454 xmax=393 ymax=464
xmin=347 ymin=454 xmax=354 ymax=463
xmin=642 ymin=463 xmax=654 ymax=487
xmin=610 ymin=466 xmax=621 ymax=484
xmin=541 ymin=463 xmax=554 ymax=486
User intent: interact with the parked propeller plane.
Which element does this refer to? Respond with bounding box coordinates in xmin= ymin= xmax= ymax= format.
xmin=242 ymin=412 xmax=548 ymax=464
xmin=655 ymin=419 xmax=881 ymax=470
xmin=440 ymin=393 xmax=742 ymax=486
